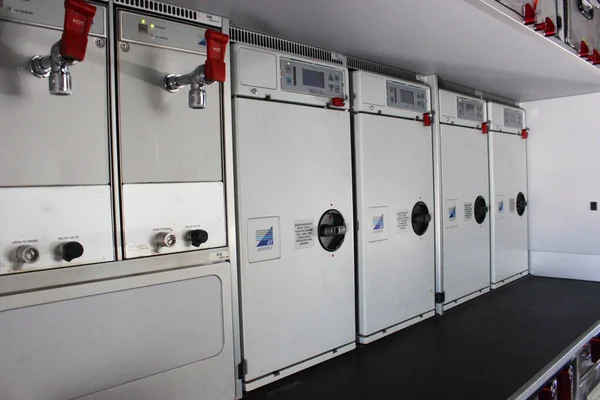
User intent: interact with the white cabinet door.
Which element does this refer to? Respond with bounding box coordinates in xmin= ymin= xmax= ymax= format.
xmin=235 ymin=98 xmax=355 ymax=383
xmin=490 ymin=132 xmax=528 ymax=284
xmin=354 ymin=114 xmax=435 ymax=340
xmin=441 ymin=124 xmax=490 ymax=305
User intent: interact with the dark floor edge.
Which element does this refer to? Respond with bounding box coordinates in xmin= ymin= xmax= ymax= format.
xmin=510 ymin=317 xmax=600 ymax=400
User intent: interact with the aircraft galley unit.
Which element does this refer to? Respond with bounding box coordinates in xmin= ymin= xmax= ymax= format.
xmin=0 ymin=1 xmax=531 ymax=399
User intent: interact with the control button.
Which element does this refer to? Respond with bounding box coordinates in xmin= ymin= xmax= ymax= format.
xmin=189 ymin=229 xmax=209 ymax=248
xmin=286 ymin=77 xmax=293 ymax=85
xmin=155 ymin=232 xmax=177 ymax=250
xmin=62 ymin=241 xmax=84 ymax=262
xmin=329 ymin=84 xmax=335 ymax=91
xmin=328 ymin=73 xmax=334 ymax=81
xmin=334 ymin=86 xmax=341 ymax=93
xmin=334 ymin=74 xmax=340 ymax=81
xmin=285 ymin=65 xmax=292 ymax=73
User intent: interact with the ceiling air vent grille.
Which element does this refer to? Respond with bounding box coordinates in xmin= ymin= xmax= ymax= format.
xmin=113 ymin=0 xmax=222 ymax=26
xmin=347 ymin=56 xmax=417 ymax=82
xmin=229 ymin=27 xmax=347 ymax=66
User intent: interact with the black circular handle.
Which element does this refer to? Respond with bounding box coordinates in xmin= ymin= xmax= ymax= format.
xmin=189 ymin=229 xmax=209 ymax=247
xmin=411 ymin=201 xmax=431 ymax=236
xmin=318 ymin=209 xmax=347 ymax=252
xmin=474 ymin=196 xmax=488 ymax=225
xmin=62 ymin=241 xmax=84 ymax=262
xmin=516 ymin=192 xmax=527 ymax=216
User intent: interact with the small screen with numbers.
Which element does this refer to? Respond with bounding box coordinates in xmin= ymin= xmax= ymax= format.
xmin=302 ymin=69 xmax=325 ymax=88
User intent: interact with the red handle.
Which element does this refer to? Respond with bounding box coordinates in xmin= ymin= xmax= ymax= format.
xmin=60 ymin=0 xmax=97 ymax=62
xmin=423 ymin=112 xmax=432 ymax=127
xmin=524 ymin=3 xmax=536 ymax=25
xmin=591 ymin=337 xmax=600 ymax=363
xmin=481 ymin=122 xmax=489 ymax=134
xmin=204 ymin=30 xmax=230 ymax=82
xmin=587 ymin=49 xmax=600 ymax=65
xmin=580 ymin=41 xmax=590 ymax=58
xmin=535 ymin=17 xmax=556 ymax=37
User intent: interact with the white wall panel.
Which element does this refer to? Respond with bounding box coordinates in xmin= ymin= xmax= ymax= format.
xmin=524 ymin=92 xmax=600 ymax=281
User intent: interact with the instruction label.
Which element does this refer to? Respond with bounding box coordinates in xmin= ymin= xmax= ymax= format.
xmin=509 ymin=198 xmax=516 ymax=213
xmin=126 ymin=242 xmax=151 ymax=255
xmin=294 ymin=220 xmax=315 ymax=249
xmin=463 ymin=202 xmax=473 ymax=222
xmin=396 ymin=209 xmax=409 ymax=233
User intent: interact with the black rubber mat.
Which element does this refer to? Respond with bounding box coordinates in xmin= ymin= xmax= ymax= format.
xmin=243 ymin=276 xmax=600 ymax=400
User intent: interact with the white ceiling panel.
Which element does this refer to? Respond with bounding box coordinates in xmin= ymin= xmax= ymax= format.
xmin=171 ymin=0 xmax=600 ymax=101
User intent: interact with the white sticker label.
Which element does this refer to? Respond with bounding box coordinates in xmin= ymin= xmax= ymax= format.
xmin=247 ymin=217 xmax=280 ymax=263
xmin=463 ymin=202 xmax=473 ymax=222
xmin=396 ymin=209 xmax=409 ymax=233
xmin=446 ymin=199 xmax=459 ymax=228
xmin=367 ymin=206 xmax=388 ymax=242
xmin=127 ymin=243 xmax=150 ymax=251
xmin=294 ymin=219 xmax=315 ymax=249
xmin=496 ymin=195 xmax=506 ymax=219
xmin=509 ymin=197 xmax=516 ymax=213
xmin=126 ymin=242 xmax=151 ymax=257
xmin=209 ymin=251 xmax=229 ymax=261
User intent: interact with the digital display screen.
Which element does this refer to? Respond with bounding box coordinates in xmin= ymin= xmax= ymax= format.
xmin=302 ymin=69 xmax=325 ymax=88
xmin=504 ymin=109 xmax=522 ymax=128
xmin=400 ymin=89 xmax=415 ymax=105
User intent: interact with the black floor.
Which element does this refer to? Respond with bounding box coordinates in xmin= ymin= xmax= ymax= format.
xmin=243 ymin=276 xmax=600 ymax=400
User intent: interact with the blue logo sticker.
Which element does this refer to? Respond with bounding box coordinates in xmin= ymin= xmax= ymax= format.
xmin=199 ymin=38 xmax=207 ymax=46
xmin=372 ymin=215 xmax=384 ymax=231
xmin=256 ymin=227 xmax=274 ymax=248
xmin=449 ymin=206 xmax=457 ymax=220
xmin=498 ymin=201 xmax=504 ymax=212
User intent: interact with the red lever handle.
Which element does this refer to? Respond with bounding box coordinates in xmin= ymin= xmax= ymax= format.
xmin=587 ymin=49 xmax=600 ymax=65
xmin=60 ymin=0 xmax=97 ymax=62
xmin=534 ymin=17 xmax=556 ymax=37
xmin=523 ymin=3 xmax=536 ymax=25
xmin=580 ymin=40 xmax=591 ymax=58
xmin=204 ymin=30 xmax=230 ymax=83
xmin=481 ymin=122 xmax=489 ymax=134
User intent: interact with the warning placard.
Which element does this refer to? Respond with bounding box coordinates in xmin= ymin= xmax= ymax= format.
xmin=294 ymin=220 xmax=315 ymax=249
xmin=396 ymin=209 xmax=409 ymax=233
xmin=464 ymin=202 xmax=473 ymax=222
xmin=509 ymin=198 xmax=516 ymax=213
